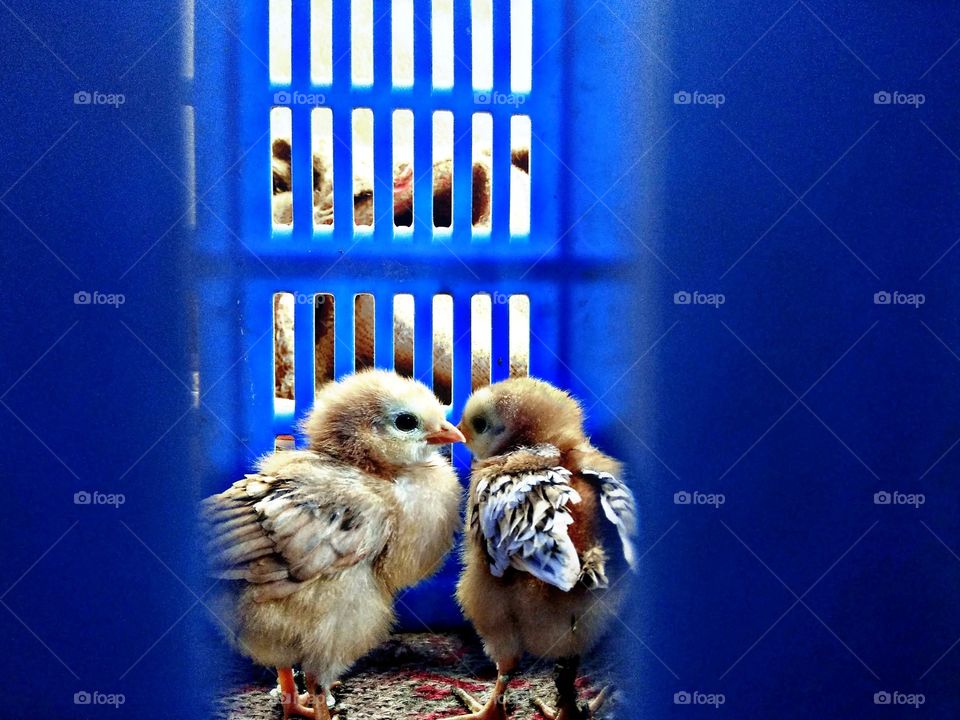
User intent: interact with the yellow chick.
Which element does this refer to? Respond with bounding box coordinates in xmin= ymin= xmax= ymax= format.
xmin=202 ymin=370 xmax=465 ymax=719
xmin=452 ymin=378 xmax=637 ymax=720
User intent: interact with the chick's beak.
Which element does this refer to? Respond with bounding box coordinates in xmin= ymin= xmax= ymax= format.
xmin=425 ymin=420 xmax=466 ymax=445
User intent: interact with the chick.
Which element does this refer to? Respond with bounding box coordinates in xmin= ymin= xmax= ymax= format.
xmin=202 ymin=370 xmax=465 ymax=719
xmin=452 ymin=378 xmax=637 ymax=720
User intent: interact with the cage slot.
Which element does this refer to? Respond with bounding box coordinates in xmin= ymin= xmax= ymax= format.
xmin=183 ymin=105 xmax=196 ymax=227
xmin=182 ymin=0 xmax=194 ymax=79
xmin=471 ymin=293 xmax=492 ymax=390
xmin=311 ymin=0 xmax=333 ymax=84
xmin=273 ymin=292 xmax=295 ymax=413
xmin=353 ymin=108 xmax=375 ymax=228
xmin=471 ymin=0 xmax=493 ymax=90
xmin=392 ymin=0 xmax=414 ymax=87
xmin=354 ymin=294 xmax=376 ymax=371
xmin=433 ymin=111 xmax=454 ymax=229
xmin=510 ymin=0 xmax=532 ymax=93
xmin=352 ymin=0 xmax=374 ymax=86
xmin=311 ymin=108 xmax=334 ymax=229
xmin=271 ymin=107 xmax=294 ymax=230
xmin=269 ymin=0 xmax=292 ymax=83
xmin=275 ymin=434 xmax=296 ymax=451
xmin=508 ymin=294 xmax=530 ymax=377
xmin=393 ymin=294 xmax=415 ymax=377
xmin=510 ymin=114 xmax=531 ymax=236
xmin=432 ymin=0 xmax=454 ymax=89
xmin=314 ymin=293 xmax=335 ymax=394
xmin=393 ymin=110 xmax=415 ymax=229
xmin=472 ymin=112 xmax=493 ymax=232
xmin=432 ymin=294 xmax=454 ymax=404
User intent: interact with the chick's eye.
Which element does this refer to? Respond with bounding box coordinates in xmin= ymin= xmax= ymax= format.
xmin=472 ymin=416 xmax=488 ymax=434
xmin=394 ymin=412 xmax=420 ymax=432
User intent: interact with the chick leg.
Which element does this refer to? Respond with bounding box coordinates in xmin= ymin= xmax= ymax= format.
xmin=277 ymin=667 xmax=316 ymax=720
xmin=452 ymin=657 xmax=519 ymax=719
xmin=532 ymin=657 xmax=591 ymax=720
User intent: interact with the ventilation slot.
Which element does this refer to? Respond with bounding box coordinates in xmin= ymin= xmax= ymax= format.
xmin=509 ymin=294 xmax=530 ymax=377
xmin=472 ymin=0 xmax=493 ymax=91
xmin=433 ymin=294 xmax=454 ymax=404
xmin=433 ymin=111 xmax=454 ymax=229
xmin=314 ymin=293 xmax=335 ymax=393
xmin=511 ymin=0 xmax=532 ymax=93
xmin=472 ymin=112 xmax=493 ymax=231
xmin=510 ymin=115 xmax=531 ymax=236
xmin=351 ymin=0 xmax=374 ymax=86
xmin=432 ymin=0 xmax=454 ymax=89
xmin=271 ymin=107 xmax=293 ymax=230
xmin=273 ymin=292 xmax=295 ymax=413
xmin=269 ymin=0 xmax=292 ymax=83
xmin=354 ymin=294 xmax=376 ymax=371
xmin=353 ymin=109 xmax=375 ymax=228
xmin=183 ymin=105 xmax=196 ymax=227
xmin=393 ymin=109 xmax=415 ymax=229
xmin=471 ymin=293 xmax=492 ymax=390
xmin=311 ymin=0 xmax=332 ymax=84
xmin=393 ymin=294 xmax=415 ymax=377
xmin=392 ymin=0 xmax=414 ymax=87
xmin=275 ymin=434 xmax=296 ymax=451
xmin=312 ymin=108 xmax=334 ymax=229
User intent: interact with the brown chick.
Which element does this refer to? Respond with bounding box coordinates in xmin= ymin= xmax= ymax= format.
xmin=453 ymin=378 xmax=637 ymax=720
xmin=202 ymin=370 xmax=465 ymax=719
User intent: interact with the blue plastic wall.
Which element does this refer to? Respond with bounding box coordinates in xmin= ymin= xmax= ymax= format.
xmin=2 ymin=1 xmax=960 ymax=718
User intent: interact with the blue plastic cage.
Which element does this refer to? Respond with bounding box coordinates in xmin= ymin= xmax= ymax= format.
xmin=3 ymin=1 xmax=960 ymax=718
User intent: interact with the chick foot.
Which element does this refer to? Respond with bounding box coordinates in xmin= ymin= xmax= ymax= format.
xmin=533 ymin=687 xmax=608 ymax=720
xmin=451 ymin=659 xmax=518 ymax=720
xmin=532 ymin=659 xmax=609 ymax=720
xmin=277 ymin=667 xmax=333 ymax=720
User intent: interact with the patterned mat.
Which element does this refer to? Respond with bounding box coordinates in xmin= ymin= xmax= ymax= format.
xmin=217 ymin=632 xmax=618 ymax=719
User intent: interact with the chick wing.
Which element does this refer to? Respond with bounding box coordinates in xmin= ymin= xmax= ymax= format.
xmin=202 ymin=452 xmax=393 ymax=602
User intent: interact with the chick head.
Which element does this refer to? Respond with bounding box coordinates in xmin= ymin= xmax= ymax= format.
xmin=459 ymin=377 xmax=586 ymax=460
xmin=302 ymin=370 xmax=465 ymax=472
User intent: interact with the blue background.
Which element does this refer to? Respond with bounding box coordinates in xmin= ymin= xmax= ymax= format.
xmin=1 ymin=1 xmax=959 ymax=718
